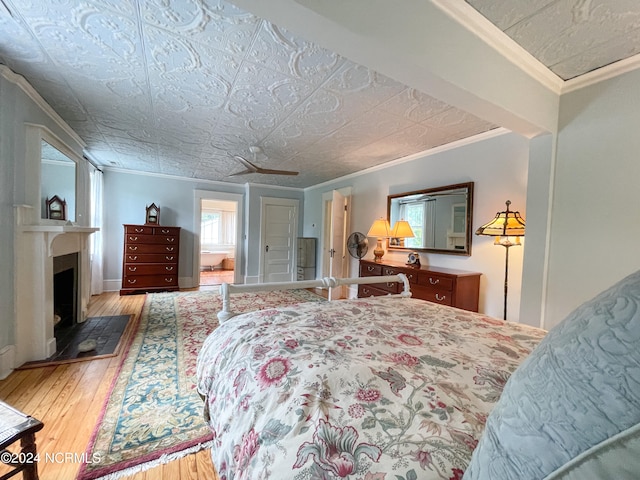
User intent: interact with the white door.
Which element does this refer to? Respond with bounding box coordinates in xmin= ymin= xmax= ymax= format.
xmin=329 ymin=190 xmax=347 ymax=299
xmin=261 ymin=197 xmax=298 ymax=283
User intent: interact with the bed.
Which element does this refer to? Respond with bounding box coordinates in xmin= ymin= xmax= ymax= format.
xmin=196 ymin=278 xmax=546 ymax=479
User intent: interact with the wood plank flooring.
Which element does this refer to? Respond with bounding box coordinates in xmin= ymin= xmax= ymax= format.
xmin=0 ymin=291 xmax=218 ymax=480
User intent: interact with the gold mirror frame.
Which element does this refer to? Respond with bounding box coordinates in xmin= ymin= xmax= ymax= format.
xmin=387 ymin=182 xmax=474 ymax=256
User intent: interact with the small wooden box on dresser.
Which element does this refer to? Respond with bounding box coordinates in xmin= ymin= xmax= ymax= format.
xmin=120 ymin=224 xmax=181 ymax=295
xmin=358 ymin=259 xmax=481 ymax=312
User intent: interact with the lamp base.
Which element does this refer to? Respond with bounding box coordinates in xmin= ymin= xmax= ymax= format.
xmin=373 ymin=238 xmax=385 ymax=263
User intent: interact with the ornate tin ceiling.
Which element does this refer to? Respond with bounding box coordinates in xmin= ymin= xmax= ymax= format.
xmin=0 ymin=0 xmax=638 ymax=187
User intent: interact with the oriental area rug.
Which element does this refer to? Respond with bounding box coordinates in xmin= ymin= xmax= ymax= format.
xmin=77 ymin=288 xmax=325 ymax=480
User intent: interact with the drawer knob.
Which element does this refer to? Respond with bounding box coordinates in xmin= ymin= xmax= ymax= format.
xmin=166 ymin=256 xmax=174 ymax=260
xmin=129 ymin=236 xmax=138 ymax=241
xmin=435 ymin=293 xmax=446 ymax=301
xmin=128 ymin=266 xmax=137 ymax=272
xmin=167 ymin=237 xmax=175 ymax=242
xmin=165 ymin=266 xmax=174 ymax=271
xmin=161 ymin=229 xmax=170 ymax=234
xmin=165 ymin=277 xmax=173 ymax=283
xmin=128 ymin=255 xmax=137 ymax=261
xmin=429 ymin=278 xmax=440 ymax=285
xmin=135 ymin=228 xmax=144 ymax=233
xmin=166 ymin=247 xmax=175 ymax=252
xmin=127 ymin=279 xmax=137 ymax=284
xmin=129 ymin=246 xmax=138 ymax=251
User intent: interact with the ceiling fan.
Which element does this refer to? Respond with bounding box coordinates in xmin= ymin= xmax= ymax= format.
xmin=229 ymin=146 xmax=299 ymax=176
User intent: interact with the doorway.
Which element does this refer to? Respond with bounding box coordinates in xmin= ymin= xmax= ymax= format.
xmin=193 ymin=190 xmax=243 ymax=287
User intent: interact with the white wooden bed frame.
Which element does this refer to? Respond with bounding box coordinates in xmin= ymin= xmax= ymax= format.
xmin=218 ymin=274 xmax=411 ymax=322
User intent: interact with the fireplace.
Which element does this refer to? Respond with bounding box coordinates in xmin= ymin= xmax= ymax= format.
xmin=53 ymin=253 xmax=78 ymax=330
xmin=13 ymin=212 xmax=98 ymax=365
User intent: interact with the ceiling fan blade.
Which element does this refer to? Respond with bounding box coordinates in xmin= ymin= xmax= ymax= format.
xmin=255 ymin=167 xmax=299 ymax=176
xmin=227 ymin=169 xmax=253 ymax=176
xmin=230 ymin=153 xmax=298 ymax=175
xmin=233 ymin=155 xmax=257 ymax=171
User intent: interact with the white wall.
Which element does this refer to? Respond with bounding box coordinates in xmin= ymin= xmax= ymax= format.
xmin=304 ymin=130 xmax=530 ymax=322
xmin=542 ymin=68 xmax=640 ymax=329
xmin=102 ymin=170 xmax=304 ymax=290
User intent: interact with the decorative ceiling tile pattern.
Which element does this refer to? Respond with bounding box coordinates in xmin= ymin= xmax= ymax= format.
xmin=465 ymin=0 xmax=640 ymax=80
xmin=0 ymin=0 xmax=498 ymax=187
xmin=1 ymin=1 xmax=638 ymax=187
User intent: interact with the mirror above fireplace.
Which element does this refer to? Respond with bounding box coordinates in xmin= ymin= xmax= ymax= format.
xmin=40 ymin=139 xmax=77 ymax=222
xmin=387 ymin=182 xmax=474 ymax=256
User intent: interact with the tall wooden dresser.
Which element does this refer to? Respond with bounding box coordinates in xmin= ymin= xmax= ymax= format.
xmin=120 ymin=224 xmax=181 ymax=295
xmin=358 ymin=259 xmax=481 ymax=312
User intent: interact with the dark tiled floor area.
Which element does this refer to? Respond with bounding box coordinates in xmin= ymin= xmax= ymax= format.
xmin=51 ymin=315 xmax=131 ymax=361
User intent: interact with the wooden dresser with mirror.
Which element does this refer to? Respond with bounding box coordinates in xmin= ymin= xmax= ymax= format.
xmin=358 ymin=259 xmax=481 ymax=312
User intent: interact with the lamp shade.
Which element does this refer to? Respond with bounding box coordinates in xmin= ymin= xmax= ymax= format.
xmin=391 ymin=220 xmax=415 ymax=238
xmin=475 ymin=200 xmax=525 ymax=237
xmin=367 ymin=218 xmax=392 ymax=238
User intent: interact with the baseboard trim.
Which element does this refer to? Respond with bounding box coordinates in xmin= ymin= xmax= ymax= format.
xmin=103 ymin=279 xmax=121 ymax=292
xmin=0 ymin=345 xmax=16 ymax=379
xmin=46 ymin=338 xmax=57 ymax=358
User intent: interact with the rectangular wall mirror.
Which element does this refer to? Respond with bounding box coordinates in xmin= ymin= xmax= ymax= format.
xmin=387 ymin=182 xmax=474 ymax=256
xmin=40 ymin=140 xmax=76 ymax=222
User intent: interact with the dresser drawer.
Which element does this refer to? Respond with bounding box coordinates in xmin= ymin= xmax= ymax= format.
xmin=369 ymin=280 xmax=401 ymax=294
xmin=125 ymin=243 xmax=179 ymax=254
xmin=124 ymin=253 xmax=178 ymax=264
xmin=154 ymin=227 xmax=181 ymax=236
xmin=123 ymin=264 xmax=178 ymax=275
xmin=412 ymin=285 xmax=453 ymax=306
xmin=358 ymin=284 xmax=391 ymax=297
xmin=122 ymin=275 xmax=178 ymax=288
xmin=417 ymin=272 xmax=454 ymax=291
xmin=125 ymin=234 xmax=179 ymax=245
xmin=125 ymin=225 xmax=153 ymax=234
xmin=382 ymin=266 xmax=418 ymax=284
xmin=360 ymin=262 xmax=382 ymax=276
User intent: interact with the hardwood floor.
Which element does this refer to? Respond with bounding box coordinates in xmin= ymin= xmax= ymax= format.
xmin=0 ymin=291 xmax=218 ymax=480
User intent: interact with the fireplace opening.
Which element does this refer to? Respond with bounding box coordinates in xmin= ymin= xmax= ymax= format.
xmin=53 ymin=253 xmax=78 ymax=330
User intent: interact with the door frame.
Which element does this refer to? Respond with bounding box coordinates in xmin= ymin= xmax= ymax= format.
xmin=193 ymin=190 xmax=244 ymax=287
xmin=258 ymin=196 xmax=299 ymax=283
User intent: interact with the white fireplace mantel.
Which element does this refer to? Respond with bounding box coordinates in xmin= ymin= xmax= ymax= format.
xmin=15 ymin=208 xmax=98 ymax=365
xmin=21 ymin=224 xmax=99 ymax=257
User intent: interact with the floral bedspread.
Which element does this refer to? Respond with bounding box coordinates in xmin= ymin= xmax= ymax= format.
xmin=196 ymin=296 xmax=546 ymax=480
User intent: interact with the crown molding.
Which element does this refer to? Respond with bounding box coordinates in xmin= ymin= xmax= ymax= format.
xmin=431 ymin=0 xmax=564 ymax=95
xmin=0 ymin=65 xmax=85 ymax=148
xmin=562 ymin=53 xmax=640 ymax=94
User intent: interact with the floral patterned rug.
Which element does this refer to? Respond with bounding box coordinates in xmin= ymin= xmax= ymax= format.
xmin=77 ymin=288 xmax=325 ymax=480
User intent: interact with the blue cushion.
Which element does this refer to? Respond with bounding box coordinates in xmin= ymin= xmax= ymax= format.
xmin=464 ymin=270 xmax=640 ymax=480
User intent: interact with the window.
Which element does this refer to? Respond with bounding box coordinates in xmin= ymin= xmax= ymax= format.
xmin=403 ymin=202 xmax=424 ymax=248
xmin=399 ymin=200 xmax=436 ymax=248
xmin=201 ymin=209 xmax=236 ymax=247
